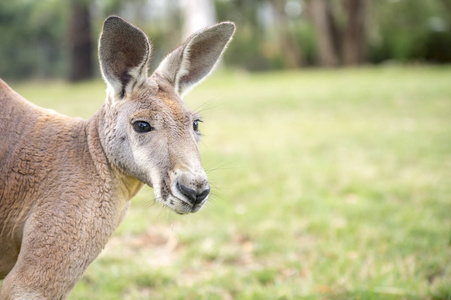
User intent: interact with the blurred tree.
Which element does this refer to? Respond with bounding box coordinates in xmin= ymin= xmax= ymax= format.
xmin=1 ymin=0 xmax=451 ymax=80
xmin=342 ymin=0 xmax=368 ymax=65
xmin=438 ymin=0 xmax=451 ymax=13
xmin=182 ymin=0 xmax=216 ymax=39
xmin=371 ymin=0 xmax=451 ymax=63
xmin=68 ymin=0 xmax=93 ymax=82
xmin=214 ymin=0 xmax=272 ymax=70
xmin=307 ymin=0 xmax=340 ymax=66
xmin=0 ymin=0 xmax=66 ymax=80
xmin=269 ymin=0 xmax=303 ymax=68
xmin=307 ymin=0 xmax=370 ymax=66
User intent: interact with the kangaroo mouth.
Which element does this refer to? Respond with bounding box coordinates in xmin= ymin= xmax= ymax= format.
xmin=168 ymin=193 xmax=203 ymax=215
xmin=154 ymin=179 xmax=206 ymax=214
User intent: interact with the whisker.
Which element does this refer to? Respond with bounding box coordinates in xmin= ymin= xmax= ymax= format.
xmin=208 ymin=181 xmax=222 ymax=191
xmin=165 ymin=207 xmax=171 ymax=222
xmin=200 ymin=140 xmax=209 ymax=149
xmin=192 ymin=98 xmax=213 ymax=114
xmin=208 ymin=193 xmax=221 ymax=204
xmin=144 ymin=200 xmax=157 ymax=209
xmin=205 ymin=166 xmax=234 ymax=174
xmin=204 ymin=161 xmax=228 ymax=168
xmin=210 ymin=190 xmax=221 ymax=197
xmin=204 ymin=161 xmax=238 ymax=173
xmin=155 ymin=199 xmax=167 ymax=219
xmin=204 ymin=197 xmax=221 ymax=209
xmin=206 ymin=198 xmax=218 ymax=206
xmin=193 ymin=97 xmax=224 ymax=115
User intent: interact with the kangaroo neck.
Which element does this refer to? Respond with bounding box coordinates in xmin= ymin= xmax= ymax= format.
xmin=86 ymin=104 xmax=144 ymax=201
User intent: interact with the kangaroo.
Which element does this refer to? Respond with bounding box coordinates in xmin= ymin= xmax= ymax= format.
xmin=0 ymin=16 xmax=235 ymax=299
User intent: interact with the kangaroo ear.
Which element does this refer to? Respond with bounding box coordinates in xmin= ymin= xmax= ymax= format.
xmin=99 ymin=16 xmax=151 ymax=99
xmin=155 ymin=22 xmax=235 ymax=97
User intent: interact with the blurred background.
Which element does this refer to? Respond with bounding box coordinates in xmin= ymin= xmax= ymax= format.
xmin=1 ymin=1 xmax=451 ymax=299
xmin=1 ymin=0 xmax=451 ymax=80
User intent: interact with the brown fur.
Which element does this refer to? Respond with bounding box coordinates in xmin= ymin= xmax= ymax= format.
xmin=0 ymin=16 xmax=234 ymax=299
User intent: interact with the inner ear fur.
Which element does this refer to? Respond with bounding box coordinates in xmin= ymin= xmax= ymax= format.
xmin=155 ymin=22 xmax=236 ymax=97
xmin=99 ymin=16 xmax=151 ymax=99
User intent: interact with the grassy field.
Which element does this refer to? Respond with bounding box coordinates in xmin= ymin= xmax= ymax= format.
xmin=8 ymin=66 xmax=451 ymax=299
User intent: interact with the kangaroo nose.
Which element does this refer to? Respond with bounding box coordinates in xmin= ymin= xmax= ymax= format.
xmin=177 ymin=182 xmax=210 ymax=205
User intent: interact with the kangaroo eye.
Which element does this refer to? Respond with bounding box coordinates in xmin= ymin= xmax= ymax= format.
xmin=193 ymin=120 xmax=201 ymax=132
xmin=133 ymin=121 xmax=153 ymax=133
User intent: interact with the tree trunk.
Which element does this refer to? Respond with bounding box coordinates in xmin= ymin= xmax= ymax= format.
xmin=342 ymin=0 xmax=368 ymax=65
xmin=439 ymin=0 xmax=451 ymax=14
xmin=308 ymin=0 xmax=340 ymax=67
xmin=182 ymin=0 xmax=216 ymax=40
xmin=68 ymin=0 xmax=92 ymax=82
xmin=270 ymin=0 xmax=303 ymax=68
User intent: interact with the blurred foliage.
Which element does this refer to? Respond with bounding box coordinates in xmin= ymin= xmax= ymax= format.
xmin=371 ymin=0 xmax=451 ymax=63
xmin=0 ymin=0 xmax=451 ymax=80
xmin=0 ymin=0 xmax=67 ymax=79
xmin=219 ymin=0 xmax=451 ymax=68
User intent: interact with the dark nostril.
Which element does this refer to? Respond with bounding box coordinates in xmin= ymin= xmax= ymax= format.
xmin=177 ymin=182 xmax=210 ymax=205
xmin=196 ymin=187 xmax=210 ymax=202
xmin=178 ymin=183 xmax=197 ymax=203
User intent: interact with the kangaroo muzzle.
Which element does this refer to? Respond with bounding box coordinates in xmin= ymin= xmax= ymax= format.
xmin=176 ymin=171 xmax=210 ymax=206
xmin=169 ymin=168 xmax=210 ymax=213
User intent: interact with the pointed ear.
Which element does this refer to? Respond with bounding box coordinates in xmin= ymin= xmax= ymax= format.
xmin=99 ymin=16 xmax=151 ymax=99
xmin=155 ymin=22 xmax=235 ymax=97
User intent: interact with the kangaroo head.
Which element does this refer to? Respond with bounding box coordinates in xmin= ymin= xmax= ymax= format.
xmin=98 ymin=16 xmax=235 ymax=214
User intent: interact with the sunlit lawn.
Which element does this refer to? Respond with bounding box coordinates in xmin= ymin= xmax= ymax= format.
xmin=9 ymin=66 xmax=451 ymax=299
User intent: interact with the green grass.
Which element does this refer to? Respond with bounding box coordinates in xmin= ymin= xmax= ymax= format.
xmin=8 ymin=66 xmax=451 ymax=299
